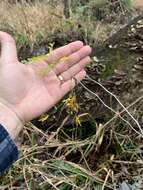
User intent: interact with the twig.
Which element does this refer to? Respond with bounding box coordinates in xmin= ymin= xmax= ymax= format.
xmin=78 ymin=79 xmax=143 ymax=137
xmin=85 ymin=75 xmax=143 ymax=135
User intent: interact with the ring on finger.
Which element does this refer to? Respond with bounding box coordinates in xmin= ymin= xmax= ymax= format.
xmin=58 ymin=75 xmax=64 ymax=84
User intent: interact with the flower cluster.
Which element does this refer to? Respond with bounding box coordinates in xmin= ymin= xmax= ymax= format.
xmin=63 ymin=94 xmax=81 ymax=126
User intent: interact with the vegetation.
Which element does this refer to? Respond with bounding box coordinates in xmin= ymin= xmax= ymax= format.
xmin=0 ymin=0 xmax=143 ymax=190
xmin=0 ymin=0 xmax=133 ymax=57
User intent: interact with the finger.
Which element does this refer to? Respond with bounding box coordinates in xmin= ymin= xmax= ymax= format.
xmin=59 ymin=56 xmax=91 ymax=82
xmin=53 ymin=45 xmax=91 ymax=75
xmin=0 ymin=31 xmax=18 ymax=63
xmin=46 ymin=41 xmax=84 ymax=63
xmin=60 ymin=70 xmax=86 ymax=96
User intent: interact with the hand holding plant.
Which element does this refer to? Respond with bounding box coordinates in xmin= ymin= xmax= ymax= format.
xmin=0 ymin=31 xmax=91 ymax=124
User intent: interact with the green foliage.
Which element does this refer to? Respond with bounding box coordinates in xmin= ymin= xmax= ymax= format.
xmin=72 ymin=0 xmax=133 ymax=21
xmin=119 ymin=0 xmax=133 ymax=12
xmin=89 ymin=0 xmax=108 ymax=8
xmin=14 ymin=33 xmax=30 ymax=49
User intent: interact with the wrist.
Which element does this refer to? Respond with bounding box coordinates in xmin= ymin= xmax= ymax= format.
xmin=0 ymin=102 xmax=23 ymax=140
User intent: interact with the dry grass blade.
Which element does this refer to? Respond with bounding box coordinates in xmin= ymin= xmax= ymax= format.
xmin=85 ymin=75 xmax=143 ymax=135
xmin=79 ymin=79 xmax=142 ymax=136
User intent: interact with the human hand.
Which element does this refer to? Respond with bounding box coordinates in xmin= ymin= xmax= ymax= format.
xmin=0 ymin=32 xmax=91 ymax=124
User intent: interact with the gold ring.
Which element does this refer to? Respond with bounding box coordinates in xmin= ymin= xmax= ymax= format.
xmin=58 ymin=75 xmax=64 ymax=84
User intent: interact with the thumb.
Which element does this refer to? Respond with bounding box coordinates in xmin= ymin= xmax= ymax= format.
xmin=0 ymin=31 xmax=18 ymax=63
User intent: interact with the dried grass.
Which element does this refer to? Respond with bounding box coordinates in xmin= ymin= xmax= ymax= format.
xmin=0 ymin=1 xmax=66 ymax=46
xmin=0 ymin=0 xmax=118 ymax=51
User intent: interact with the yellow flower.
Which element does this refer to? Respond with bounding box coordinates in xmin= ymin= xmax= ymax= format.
xmin=60 ymin=56 xmax=69 ymax=62
xmin=28 ymin=54 xmax=49 ymax=64
xmin=63 ymin=95 xmax=79 ymax=114
xmin=38 ymin=114 xmax=49 ymax=123
xmin=75 ymin=115 xmax=81 ymax=127
xmin=48 ymin=43 xmax=54 ymax=54
xmin=24 ymin=43 xmax=70 ymax=77
xmin=26 ymin=43 xmax=54 ymax=64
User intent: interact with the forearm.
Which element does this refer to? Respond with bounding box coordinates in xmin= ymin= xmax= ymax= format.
xmin=0 ymin=103 xmax=23 ymax=140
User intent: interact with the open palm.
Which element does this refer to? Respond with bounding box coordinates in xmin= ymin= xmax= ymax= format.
xmin=0 ymin=32 xmax=91 ymax=123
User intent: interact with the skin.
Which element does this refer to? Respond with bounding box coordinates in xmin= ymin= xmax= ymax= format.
xmin=133 ymin=0 xmax=143 ymax=8
xmin=0 ymin=31 xmax=91 ymax=140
